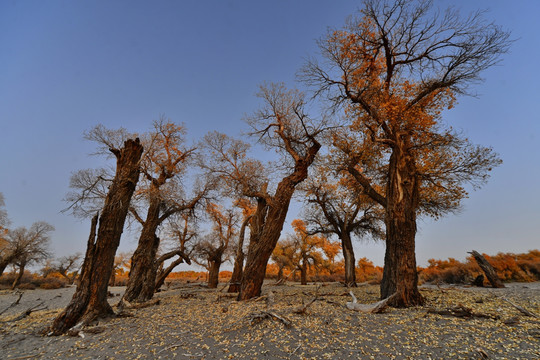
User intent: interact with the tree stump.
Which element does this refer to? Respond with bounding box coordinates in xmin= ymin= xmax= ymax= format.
xmin=469 ymin=250 xmax=505 ymax=288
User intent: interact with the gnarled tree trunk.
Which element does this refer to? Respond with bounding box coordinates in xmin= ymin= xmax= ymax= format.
xmin=381 ymin=145 xmax=424 ymax=307
xmin=49 ymin=138 xmax=143 ymax=335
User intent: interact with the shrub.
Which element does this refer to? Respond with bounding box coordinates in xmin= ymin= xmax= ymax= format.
xmin=40 ymin=279 xmax=64 ymax=289
xmin=18 ymin=283 xmax=36 ymax=290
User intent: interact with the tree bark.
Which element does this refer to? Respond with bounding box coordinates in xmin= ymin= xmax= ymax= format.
xmin=341 ymin=231 xmax=357 ymax=287
xmin=108 ymin=270 xmax=116 ymax=287
xmin=11 ymin=263 xmax=25 ymax=290
xmin=49 ymin=138 xmax=143 ymax=335
xmin=228 ymin=215 xmax=252 ymax=293
xmin=469 ymin=250 xmax=505 ymax=288
xmin=208 ymin=260 xmax=221 ymax=288
xmin=380 ymin=145 xmax=424 ymax=307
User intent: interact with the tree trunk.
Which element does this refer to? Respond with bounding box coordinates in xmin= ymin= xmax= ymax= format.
xmin=380 ymin=145 xmax=424 ymax=307
xmin=49 ymin=138 xmax=143 ymax=335
xmin=228 ymin=215 xmax=252 ymax=293
xmin=277 ymin=265 xmax=284 ymax=281
xmin=123 ymin=192 xmax=163 ymax=303
xmin=300 ymin=261 xmax=307 ymax=285
xmin=208 ymin=260 xmax=221 ymax=288
xmin=11 ymin=263 xmax=25 ymax=290
xmin=469 ymin=250 xmax=505 ymax=288
xmin=0 ymin=257 xmax=12 ymax=278
xmin=341 ymin=231 xmax=357 ymax=287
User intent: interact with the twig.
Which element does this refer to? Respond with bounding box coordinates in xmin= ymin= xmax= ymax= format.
xmin=501 ymin=297 xmax=539 ymax=318
xmin=157 ymin=343 xmax=185 ymax=354
xmin=11 ymin=354 xmax=43 ymax=360
xmin=289 ymin=344 xmax=301 ymax=358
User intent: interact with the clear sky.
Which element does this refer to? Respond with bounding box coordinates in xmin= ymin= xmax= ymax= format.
xmin=1 ymin=0 xmax=538 ymax=268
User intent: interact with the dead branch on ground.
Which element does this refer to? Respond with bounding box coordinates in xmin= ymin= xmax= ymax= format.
xmin=248 ymin=311 xmax=292 ymax=328
xmin=427 ymin=304 xmax=499 ymax=320
xmin=500 ymin=297 xmax=539 ymax=318
xmin=346 ymin=291 xmax=394 ymax=313
xmin=293 ymin=284 xmax=321 ymax=314
xmin=0 ymin=291 xmax=24 ymax=316
xmin=1 ymin=301 xmax=46 ymax=323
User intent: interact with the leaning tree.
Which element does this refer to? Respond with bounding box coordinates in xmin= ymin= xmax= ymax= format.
xmin=50 ymin=137 xmax=143 ymax=335
xmin=201 ymin=83 xmax=325 ymax=300
xmin=301 ymin=0 xmax=510 ymax=306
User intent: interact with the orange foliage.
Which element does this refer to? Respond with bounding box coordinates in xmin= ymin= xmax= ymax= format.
xmin=356 ymin=257 xmax=383 ymax=284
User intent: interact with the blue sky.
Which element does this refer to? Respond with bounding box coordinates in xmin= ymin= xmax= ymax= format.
xmin=0 ymin=0 xmax=538 ymax=267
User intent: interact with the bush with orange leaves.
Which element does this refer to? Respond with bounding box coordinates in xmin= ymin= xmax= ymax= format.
xmin=356 ymin=257 xmax=383 ymax=284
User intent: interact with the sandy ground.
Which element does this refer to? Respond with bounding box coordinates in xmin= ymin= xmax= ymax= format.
xmin=0 ymin=282 xmax=539 ymax=359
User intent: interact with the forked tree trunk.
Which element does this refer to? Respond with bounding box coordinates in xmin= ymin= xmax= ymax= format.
xmin=238 ymin=184 xmax=295 ymax=300
xmin=341 ymin=232 xmax=357 ymax=287
xmin=380 ymin=145 xmax=424 ymax=307
xmin=228 ymin=215 xmax=252 ymax=293
xmin=11 ymin=263 xmax=25 ymax=290
xmin=208 ymin=260 xmax=222 ymax=288
xmin=49 ymin=138 xmax=143 ymax=335
xmin=469 ymin=250 xmax=505 ymax=288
